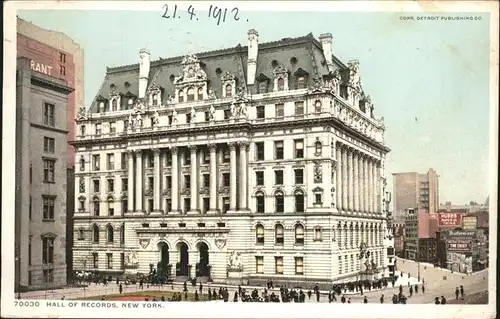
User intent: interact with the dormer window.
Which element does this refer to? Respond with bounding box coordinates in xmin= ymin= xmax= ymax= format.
xmin=187 ymin=87 xmax=195 ymax=101
xmin=259 ymin=81 xmax=268 ymax=94
xmin=111 ymin=99 xmax=117 ymax=111
xmin=314 ymin=100 xmax=322 ymax=113
xmin=225 ymin=84 xmax=233 ymax=98
xmin=178 ymin=90 xmax=185 ymax=103
xmin=293 ymin=68 xmax=309 ymax=90
xmin=297 ymin=77 xmax=306 ymax=89
xmin=277 ymin=78 xmax=285 ymax=91
xmin=152 ymin=94 xmax=158 ymax=106
xmin=128 ymin=98 xmax=134 ymax=108
xmin=198 ymin=87 xmax=204 ymax=100
xmin=98 ymin=102 xmax=104 ymax=113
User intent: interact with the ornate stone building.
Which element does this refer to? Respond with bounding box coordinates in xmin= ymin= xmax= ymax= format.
xmin=72 ymin=30 xmax=391 ymax=287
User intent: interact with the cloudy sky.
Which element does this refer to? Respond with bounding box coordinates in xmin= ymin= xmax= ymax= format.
xmin=18 ymin=6 xmax=492 ymax=207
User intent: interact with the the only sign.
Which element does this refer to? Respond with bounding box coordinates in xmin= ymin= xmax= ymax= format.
xmin=438 ymin=213 xmax=462 ymax=227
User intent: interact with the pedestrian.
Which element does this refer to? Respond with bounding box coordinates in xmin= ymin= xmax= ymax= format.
xmin=380 ymin=294 xmax=384 ymax=303
xmin=455 ymin=287 xmax=459 ymax=300
xmin=233 ymin=291 xmax=238 ymax=302
xmin=434 ymin=297 xmax=440 ymax=304
xmin=61 ymin=296 xmax=65 ymax=300
xmin=307 ymin=290 xmax=312 ymax=300
xmin=460 ymin=285 xmax=464 ymax=299
xmin=415 ymin=285 xmax=419 ymax=294
xmin=194 ymin=290 xmax=199 ymax=302
xmin=422 ymin=285 xmax=425 ymax=294
xmin=363 ymin=296 xmax=368 ymax=304
xmin=316 ymin=289 xmax=320 ymax=302
xmin=101 ymin=296 xmax=106 ymax=300
xmin=183 ymin=281 xmax=188 ymax=292
xmin=440 ymin=296 xmax=446 ymax=304
xmin=184 ymin=291 xmax=188 ymax=300
xmin=347 ymin=298 xmax=351 ymax=304
xmin=328 ymin=291 xmax=332 ymax=303
xmin=161 ymin=296 xmax=165 ymax=301
xmin=409 ymin=286 xmax=413 ymax=297
xmin=199 ymin=282 xmax=203 ymax=294
xmin=119 ymin=283 xmax=123 ymax=294
xmin=341 ymin=295 xmax=346 ymax=303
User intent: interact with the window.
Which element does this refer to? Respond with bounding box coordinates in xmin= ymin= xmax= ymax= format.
xmin=123 ymin=120 xmax=129 ymax=131
xmin=185 ymin=87 xmax=195 ymax=101
xmin=165 ymin=199 xmax=171 ymax=213
xmin=275 ymin=224 xmax=284 ymax=245
xmin=184 ymin=152 xmax=191 ymax=165
xmin=225 ymin=84 xmax=232 ymax=97
xmin=255 ymin=256 xmax=264 ymax=274
xmin=203 ymin=174 xmax=210 ymax=187
xmin=43 ymin=103 xmax=55 ymax=127
xmin=295 ymin=190 xmax=305 ymax=213
xmin=275 ymin=104 xmax=284 ymax=117
xmin=92 ymin=252 xmax=98 ymax=268
xmin=121 ymin=153 xmax=128 ymax=170
xmin=338 ymin=256 xmax=343 ymax=274
xmin=93 ymin=155 xmax=100 ymax=170
xmin=93 ymin=199 xmax=100 ymax=216
xmin=255 ymin=142 xmax=265 ymax=161
xmin=148 ymin=177 xmax=154 ymax=192
xmin=387 ymin=247 xmax=395 ymax=255
xmin=297 ymin=77 xmax=306 ymax=89
xmin=79 ymin=198 xmax=85 ymax=211
xmin=78 ymin=228 xmax=84 ymax=240
xmin=295 ymin=224 xmax=305 ymax=245
xmin=184 ymin=198 xmax=191 ymax=213
xmin=107 ymin=224 xmax=114 ymax=242
xmin=204 ymin=111 xmax=210 ymax=122
xmin=224 ymin=109 xmax=231 ymax=120
xmin=315 ymin=194 xmax=322 ymax=205
xmin=203 ymin=150 xmax=210 ymax=164
xmin=222 ymin=173 xmax=230 ymax=187
xmin=109 ymin=122 xmax=116 ymax=133
xmin=166 ymin=176 xmax=172 ymax=189
xmin=294 ymin=139 xmax=304 ymax=158
xmin=184 ymin=175 xmax=191 ymax=189
xmin=148 ymin=199 xmax=153 ymax=213
xmin=95 ymin=123 xmax=102 ymax=135
xmin=152 ymin=94 xmax=158 ymax=106
xmin=120 ymin=224 xmax=125 ymax=245
xmin=255 ymin=171 xmax=264 ymax=186
xmin=294 ymin=101 xmax=304 ymax=115
xmin=93 ymin=180 xmax=100 ymax=193
xmin=168 ymin=115 xmax=173 ymax=125
xmin=198 ymin=222 xmax=206 ymax=228
xmin=186 ymin=113 xmax=192 ymax=124
xmin=42 ymin=196 xmax=55 ymax=220
xmin=314 ymin=227 xmax=323 ymax=241
xmin=178 ymin=90 xmax=184 ymax=103
xmin=80 ymin=125 xmax=86 ymax=136
xmin=43 ymin=159 xmax=55 ymax=183
xmin=295 ymin=257 xmax=304 ymax=275
xmin=202 ymin=198 xmax=210 ymax=214
xmin=198 ymin=87 xmax=204 ymax=100
xmin=275 ymin=141 xmax=284 ymax=160
xmin=111 ymin=100 xmax=117 ymax=111
xmin=277 ymin=78 xmax=285 ymax=91
xmin=42 ymin=236 xmax=54 ymax=264
xmin=314 ymin=100 xmax=322 ymax=113
xmin=121 ymin=200 xmax=127 ymax=215
xmin=315 ymin=141 xmax=322 ymax=156
xmin=108 ymin=199 xmax=114 ymax=216
xmin=104 ymin=253 xmax=112 ymax=269
xmin=107 ymin=154 xmax=115 ymax=170
xmin=256 ymin=192 xmax=265 ymax=213
xmin=222 ymin=197 xmax=230 ymax=214
xmin=128 ymin=98 xmax=134 ymax=108
xmin=275 ymin=256 xmax=284 ymax=274
xmin=43 ymin=269 xmax=54 ymax=284
xmin=43 ymin=137 xmax=55 ymax=153
xmin=120 ymin=253 xmax=125 ymax=269
xmin=258 ymin=81 xmax=267 ymax=94
xmin=274 ymin=170 xmax=284 ymax=185
xmin=59 ymin=52 xmax=66 ymax=63
xmin=256 ymin=106 xmax=265 ymax=119
xmin=294 ymin=169 xmax=304 ymax=184
xmin=59 ymin=65 xmax=66 ymax=76
xmin=275 ymin=191 xmax=284 ymax=212
xmin=256 ymin=224 xmax=264 ymax=244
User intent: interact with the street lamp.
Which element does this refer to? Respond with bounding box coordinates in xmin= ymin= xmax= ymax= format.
xmin=15 ymin=244 xmax=21 ymax=299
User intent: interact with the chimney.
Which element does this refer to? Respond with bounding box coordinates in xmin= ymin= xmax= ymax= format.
xmin=138 ymin=48 xmax=150 ymax=99
xmin=319 ymin=33 xmax=333 ymax=72
xmin=247 ymin=29 xmax=259 ymax=85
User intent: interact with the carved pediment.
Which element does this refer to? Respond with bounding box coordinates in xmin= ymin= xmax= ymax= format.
xmin=221 ymin=71 xmax=235 ymax=82
xmin=293 ymin=68 xmax=309 ymax=77
xmin=273 ymin=65 xmax=288 ymax=76
xmin=255 ymin=73 xmax=270 ymax=83
xmin=95 ymin=95 xmax=107 ymax=102
xmin=312 ymin=186 xmax=323 ymax=193
xmin=175 ymin=54 xmax=207 ymax=84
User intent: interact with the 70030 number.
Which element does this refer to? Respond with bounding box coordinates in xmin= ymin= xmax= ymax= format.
xmin=14 ymin=300 xmax=40 ymax=307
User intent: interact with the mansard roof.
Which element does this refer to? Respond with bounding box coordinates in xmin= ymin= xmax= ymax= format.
xmin=90 ymin=33 xmax=348 ymax=113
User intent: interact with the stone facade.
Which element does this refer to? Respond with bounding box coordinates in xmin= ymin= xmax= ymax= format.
xmin=72 ymin=30 xmax=391 ymax=287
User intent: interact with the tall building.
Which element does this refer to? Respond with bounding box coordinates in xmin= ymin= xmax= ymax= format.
xmin=16 ymin=17 xmax=83 ymax=289
xmin=72 ymin=30 xmax=391 ymax=287
xmin=392 ymin=168 xmax=439 ymax=220
xmin=403 ymin=208 xmax=430 ymax=260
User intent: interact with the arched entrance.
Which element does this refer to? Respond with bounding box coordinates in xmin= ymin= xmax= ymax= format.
xmin=157 ymin=242 xmax=171 ymax=280
xmin=197 ymin=242 xmax=210 ymax=277
xmin=176 ymin=242 xmax=189 ymax=277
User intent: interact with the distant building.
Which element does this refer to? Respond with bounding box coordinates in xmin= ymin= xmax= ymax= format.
xmin=392 ymin=222 xmax=405 ymax=256
xmin=392 ymin=168 xmax=439 ymax=220
xmin=418 ymin=238 xmax=437 ymax=264
xmin=403 ymin=208 xmax=430 ymax=261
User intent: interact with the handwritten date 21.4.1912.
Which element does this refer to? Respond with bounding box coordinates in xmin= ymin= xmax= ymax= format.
xmin=162 ymin=4 xmax=247 ymax=25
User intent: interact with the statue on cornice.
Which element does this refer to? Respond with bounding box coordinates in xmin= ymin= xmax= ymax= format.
xmin=166 ymin=94 xmax=175 ymax=105
xmin=239 ymin=102 xmax=248 ymax=119
xmin=77 ymin=105 xmax=88 ymax=119
xmin=152 ymin=110 xmax=160 ymax=125
xmin=181 ymin=53 xmax=199 ymax=65
xmin=135 ymin=112 xmax=143 ymax=128
xmin=236 ymin=86 xmax=246 ymax=101
xmin=172 ymin=108 xmax=178 ymax=125
xmin=190 ymin=106 xmax=196 ymax=121
xmin=230 ymin=103 xmax=237 ymax=118
xmin=347 ymin=60 xmax=361 ymax=90
xmin=208 ymin=88 xmax=217 ymax=100
xmin=209 ymin=104 xmax=216 ymax=120
xmin=328 ymin=70 xmax=340 ymax=93
xmin=128 ymin=112 xmax=135 ymax=128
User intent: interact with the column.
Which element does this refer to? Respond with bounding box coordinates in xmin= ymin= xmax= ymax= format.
xmin=363 ymin=155 xmax=368 ymax=213
xmin=335 ymin=144 xmax=342 ymax=211
xmin=341 ymin=146 xmax=348 ymax=211
xmin=376 ymin=162 xmax=381 ymax=213
xmin=353 ymin=151 xmax=359 ymax=212
xmin=239 ymin=142 xmax=249 ymax=210
xmin=171 ymin=147 xmax=179 ymax=213
xmin=127 ymin=150 xmax=135 ymax=211
xmin=153 ymin=149 xmax=161 ymax=211
xmin=368 ymin=158 xmax=373 ymax=213
xmin=229 ymin=143 xmax=237 ymax=210
xmin=347 ymin=148 xmax=354 ymax=212
xmin=358 ymin=154 xmax=363 ymax=213
xmin=135 ymin=150 xmax=143 ymax=212
xmin=372 ymin=161 xmax=378 ymax=214
xmin=190 ymin=146 xmax=198 ymax=212
xmin=209 ymin=144 xmax=218 ymax=212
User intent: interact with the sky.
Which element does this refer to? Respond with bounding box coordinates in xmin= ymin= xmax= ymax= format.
xmin=17 ymin=7 xmax=492 ymax=207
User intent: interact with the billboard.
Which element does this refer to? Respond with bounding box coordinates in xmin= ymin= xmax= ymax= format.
xmin=438 ymin=212 xmax=462 ymax=227
xmin=443 ymin=229 xmax=477 ymax=240
xmin=446 ymin=240 xmax=473 ymax=253
xmin=462 ymin=216 xmax=478 ymax=230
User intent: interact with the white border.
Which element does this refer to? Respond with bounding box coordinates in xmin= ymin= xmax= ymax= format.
xmin=2 ymin=1 xmax=498 ymax=318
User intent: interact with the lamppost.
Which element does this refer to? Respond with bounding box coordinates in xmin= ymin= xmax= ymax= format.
xmin=15 ymin=244 xmax=21 ymax=299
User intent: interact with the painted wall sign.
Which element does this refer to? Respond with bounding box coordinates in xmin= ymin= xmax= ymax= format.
xmin=30 ymin=60 xmax=53 ymax=76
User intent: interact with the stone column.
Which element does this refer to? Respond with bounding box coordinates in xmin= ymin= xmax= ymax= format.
xmin=209 ymin=144 xmax=218 ymax=212
xmin=189 ymin=145 xmax=198 ymax=213
xmin=376 ymin=162 xmax=381 ymax=213
xmin=363 ymin=155 xmax=368 ymax=213
xmin=341 ymin=146 xmax=348 ymax=211
xmin=229 ymin=143 xmax=237 ymax=210
xmin=368 ymin=158 xmax=374 ymax=213
xmin=127 ymin=150 xmax=135 ymax=212
xmin=153 ymin=148 xmax=161 ymax=211
xmin=239 ymin=142 xmax=249 ymax=210
xmin=171 ymin=147 xmax=179 ymax=213
xmin=353 ymin=151 xmax=359 ymax=213
xmin=358 ymin=154 xmax=363 ymax=214
xmin=135 ymin=150 xmax=143 ymax=212
xmin=347 ymin=148 xmax=354 ymax=212
xmin=372 ymin=160 xmax=378 ymax=214
xmin=336 ymin=144 xmax=342 ymax=211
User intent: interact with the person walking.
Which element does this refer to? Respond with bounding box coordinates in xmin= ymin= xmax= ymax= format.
xmin=440 ymin=296 xmax=447 ymax=304
xmin=363 ymin=296 xmax=368 ymax=304
xmin=455 ymin=287 xmax=460 ymax=300
xmin=119 ymin=283 xmax=123 ymax=294
xmin=415 ymin=284 xmax=419 ymax=294
xmin=183 ymin=281 xmax=188 ymax=292
xmin=199 ymin=282 xmax=203 ymax=294
xmin=380 ymin=294 xmax=384 ymax=304
xmin=194 ymin=290 xmax=199 ymax=302
xmin=341 ymin=295 xmax=346 ymax=303
xmin=409 ymin=285 xmax=413 ymax=297
xmin=460 ymin=285 xmax=464 ymax=299
xmin=347 ymin=298 xmax=352 ymax=304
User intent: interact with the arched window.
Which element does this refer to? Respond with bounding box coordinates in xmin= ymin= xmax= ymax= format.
xmin=128 ymin=98 xmax=134 ymax=108
xmin=294 ymin=224 xmax=304 ymax=245
xmin=255 ymin=224 xmax=264 ymax=244
xmin=277 ymin=78 xmax=285 ymax=91
xmin=92 ymin=224 xmax=99 ymax=243
xmin=197 ymin=87 xmax=204 ymax=100
xmin=255 ymin=191 xmax=265 ymax=213
xmin=120 ymin=223 xmax=125 ymax=245
xmin=275 ymin=191 xmax=284 ymax=213
xmin=275 ymin=224 xmax=284 ymax=245
xmin=187 ymin=87 xmax=195 ymax=101
xmin=79 ymin=157 xmax=85 ymax=171
xmin=314 ymin=100 xmax=322 ymax=113
xmin=314 ymin=141 xmax=322 ymax=156
xmin=178 ymin=90 xmax=185 ymax=103
xmin=294 ymin=189 xmax=304 ymax=213
xmin=152 ymin=93 xmax=158 ymax=106
xmin=107 ymin=198 xmax=114 ymax=217
xmin=313 ymin=227 xmax=322 ymax=241
xmin=225 ymin=84 xmax=232 ymax=97
xmin=297 ymin=77 xmax=306 ymax=89
xmin=258 ymin=81 xmax=267 ymax=94
xmin=107 ymin=224 xmax=114 ymax=243
xmin=78 ymin=228 xmax=85 ymax=240
xmin=112 ymin=99 xmax=117 ymax=111
xmin=99 ymin=102 xmax=105 ymax=112
xmin=93 ymin=198 xmax=100 ymax=216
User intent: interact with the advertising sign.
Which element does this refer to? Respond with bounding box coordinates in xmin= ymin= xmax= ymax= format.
xmin=30 ymin=60 xmax=53 ymax=76
xmin=446 ymin=240 xmax=473 ymax=253
xmin=443 ymin=229 xmax=477 ymax=240
xmin=438 ymin=212 xmax=462 ymax=227
xmin=462 ymin=216 xmax=478 ymax=230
